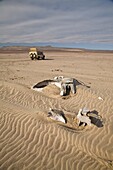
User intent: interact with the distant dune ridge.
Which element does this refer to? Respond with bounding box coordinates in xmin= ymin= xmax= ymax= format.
xmin=0 ymin=47 xmax=113 ymax=170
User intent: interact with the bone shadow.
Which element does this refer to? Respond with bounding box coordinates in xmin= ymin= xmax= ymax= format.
xmin=32 ymin=79 xmax=54 ymax=88
xmin=89 ymin=110 xmax=103 ymax=128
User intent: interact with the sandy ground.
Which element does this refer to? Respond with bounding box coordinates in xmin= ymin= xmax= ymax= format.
xmin=0 ymin=47 xmax=113 ymax=170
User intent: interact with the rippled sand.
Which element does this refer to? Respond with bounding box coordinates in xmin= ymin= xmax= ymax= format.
xmin=0 ymin=47 xmax=113 ymax=170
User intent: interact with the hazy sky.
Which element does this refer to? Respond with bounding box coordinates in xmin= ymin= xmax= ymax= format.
xmin=0 ymin=0 xmax=113 ymax=49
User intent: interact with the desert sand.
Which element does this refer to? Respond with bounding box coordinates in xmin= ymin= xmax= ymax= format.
xmin=0 ymin=47 xmax=113 ymax=170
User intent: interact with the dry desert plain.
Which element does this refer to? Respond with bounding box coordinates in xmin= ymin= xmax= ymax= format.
xmin=0 ymin=46 xmax=113 ymax=170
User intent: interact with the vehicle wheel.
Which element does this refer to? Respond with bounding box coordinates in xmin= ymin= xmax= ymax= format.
xmin=42 ymin=55 xmax=45 ymax=60
xmin=30 ymin=54 xmax=34 ymax=60
xmin=31 ymin=57 xmax=34 ymax=60
xmin=37 ymin=56 xmax=40 ymax=60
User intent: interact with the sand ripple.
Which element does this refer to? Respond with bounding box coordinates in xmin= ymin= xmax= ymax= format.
xmin=0 ymin=80 xmax=113 ymax=170
xmin=0 ymin=50 xmax=113 ymax=170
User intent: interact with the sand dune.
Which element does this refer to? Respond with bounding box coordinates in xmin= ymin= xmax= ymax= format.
xmin=0 ymin=48 xmax=113 ymax=170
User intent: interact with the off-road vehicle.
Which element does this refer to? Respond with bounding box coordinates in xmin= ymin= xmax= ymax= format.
xmin=29 ymin=48 xmax=45 ymax=60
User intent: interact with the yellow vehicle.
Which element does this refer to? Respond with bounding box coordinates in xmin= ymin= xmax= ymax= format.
xmin=29 ymin=48 xmax=45 ymax=60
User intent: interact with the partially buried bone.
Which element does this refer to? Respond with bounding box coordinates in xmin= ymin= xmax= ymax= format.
xmin=31 ymin=76 xmax=76 ymax=96
xmin=60 ymin=78 xmax=76 ymax=96
xmin=77 ymin=108 xmax=91 ymax=126
xmin=47 ymin=108 xmax=66 ymax=123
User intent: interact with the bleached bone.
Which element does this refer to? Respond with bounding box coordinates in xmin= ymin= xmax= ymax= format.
xmin=51 ymin=81 xmax=62 ymax=88
xmin=77 ymin=109 xmax=91 ymax=126
xmin=54 ymin=76 xmax=64 ymax=82
xmin=47 ymin=108 xmax=66 ymax=123
xmin=31 ymin=76 xmax=76 ymax=96
xmin=61 ymin=77 xmax=73 ymax=83
xmin=60 ymin=83 xmax=67 ymax=96
xmin=60 ymin=79 xmax=76 ymax=96
xmin=82 ymin=108 xmax=90 ymax=116
xmin=53 ymin=76 xmax=76 ymax=96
